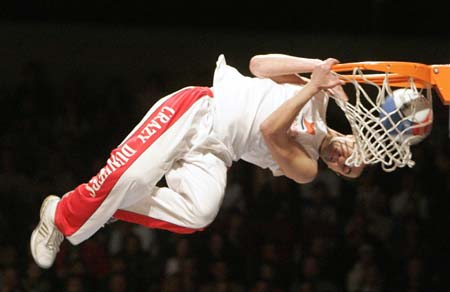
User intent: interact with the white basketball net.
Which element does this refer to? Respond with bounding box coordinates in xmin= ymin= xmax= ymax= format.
xmin=332 ymin=69 xmax=433 ymax=172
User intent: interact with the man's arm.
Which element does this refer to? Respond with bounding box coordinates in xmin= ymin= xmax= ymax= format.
xmin=249 ymin=54 xmax=322 ymax=84
xmin=260 ymin=58 xmax=344 ymax=184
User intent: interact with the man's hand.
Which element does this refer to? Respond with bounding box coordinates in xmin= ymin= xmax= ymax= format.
xmin=309 ymin=58 xmax=347 ymax=101
xmin=327 ymin=84 xmax=349 ymax=102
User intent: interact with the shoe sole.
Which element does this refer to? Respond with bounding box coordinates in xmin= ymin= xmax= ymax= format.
xmin=30 ymin=195 xmax=59 ymax=269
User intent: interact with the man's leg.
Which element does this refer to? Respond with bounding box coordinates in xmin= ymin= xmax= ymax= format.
xmin=30 ymin=86 xmax=214 ymax=268
xmin=114 ymin=151 xmax=228 ymax=233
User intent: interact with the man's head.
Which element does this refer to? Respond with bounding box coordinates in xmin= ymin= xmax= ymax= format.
xmin=319 ymin=130 xmax=365 ymax=178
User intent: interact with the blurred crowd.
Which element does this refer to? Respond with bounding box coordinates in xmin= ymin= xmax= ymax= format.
xmin=0 ymin=60 xmax=449 ymax=292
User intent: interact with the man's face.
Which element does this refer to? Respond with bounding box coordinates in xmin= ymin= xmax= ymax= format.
xmin=320 ymin=135 xmax=365 ymax=178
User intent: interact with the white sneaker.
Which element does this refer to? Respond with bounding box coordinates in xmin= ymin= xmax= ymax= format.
xmin=30 ymin=195 xmax=64 ymax=269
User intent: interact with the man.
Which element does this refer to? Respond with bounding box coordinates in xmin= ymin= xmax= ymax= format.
xmin=30 ymin=53 xmax=364 ymax=269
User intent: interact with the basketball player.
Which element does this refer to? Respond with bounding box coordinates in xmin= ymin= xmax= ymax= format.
xmin=30 ymin=54 xmax=365 ymax=269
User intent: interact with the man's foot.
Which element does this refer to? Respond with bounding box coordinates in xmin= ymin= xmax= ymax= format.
xmin=30 ymin=195 xmax=64 ymax=269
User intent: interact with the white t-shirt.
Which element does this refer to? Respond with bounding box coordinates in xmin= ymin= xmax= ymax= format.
xmin=211 ymin=54 xmax=328 ymax=176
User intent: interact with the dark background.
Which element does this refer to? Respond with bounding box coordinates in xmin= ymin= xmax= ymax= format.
xmin=1 ymin=0 xmax=449 ymax=36
xmin=1 ymin=2 xmax=449 ymax=292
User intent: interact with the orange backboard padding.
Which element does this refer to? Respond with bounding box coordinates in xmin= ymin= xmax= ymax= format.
xmin=430 ymin=65 xmax=450 ymax=105
xmin=332 ymin=62 xmax=450 ymax=105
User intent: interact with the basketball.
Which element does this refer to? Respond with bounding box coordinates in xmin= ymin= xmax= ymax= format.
xmin=380 ymin=88 xmax=433 ymax=145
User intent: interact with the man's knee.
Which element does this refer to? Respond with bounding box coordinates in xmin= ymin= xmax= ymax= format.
xmin=190 ymin=196 xmax=222 ymax=228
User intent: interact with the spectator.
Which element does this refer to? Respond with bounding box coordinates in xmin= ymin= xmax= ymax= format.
xmin=290 ymin=255 xmax=337 ymax=292
xmin=346 ymin=244 xmax=384 ymax=292
xmin=22 ymin=260 xmax=52 ymax=292
xmin=199 ymin=259 xmax=245 ymax=292
xmin=0 ymin=266 xmax=25 ymax=292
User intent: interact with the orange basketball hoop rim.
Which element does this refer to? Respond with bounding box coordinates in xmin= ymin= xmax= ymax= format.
xmin=332 ymin=61 xmax=450 ymax=105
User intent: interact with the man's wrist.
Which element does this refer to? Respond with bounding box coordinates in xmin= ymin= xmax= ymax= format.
xmin=303 ymin=82 xmax=321 ymax=95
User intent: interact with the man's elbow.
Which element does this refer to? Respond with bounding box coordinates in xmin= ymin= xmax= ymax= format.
xmin=260 ymin=120 xmax=273 ymax=138
xmin=260 ymin=119 xmax=283 ymax=140
xmin=249 ymin=55 xmax=266 ymax=77
xmin=305 ymin=170 xmax=318 ymax=183
xmin=260 ymin=121 xmax=285 ymax=147
xmin=294 ymin=164 xmax=318 ymax=184
xmin=283 ymin=160 xmax=318 ymax=184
